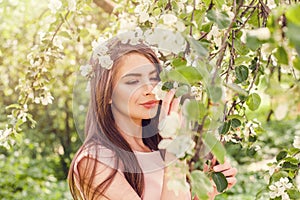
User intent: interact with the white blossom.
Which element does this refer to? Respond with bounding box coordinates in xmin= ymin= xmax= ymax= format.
xmin=138 ymin=11 xmax=149 ymax=23
xmin=153 ymin=29 xmax=185 ymax=55
xmin=282 ymin=192 xmax=290 ymax=200
xmin=167 ymin=178 xmax=190 ymax=196
xmin=158 ymin=112 xmax=181 ymax=138
xmin=119 ymin=13 xmax=138 ymax=31
xmin=279 ymin=177 xmax=292 ymax=190
xmin=80 ymin=64 xmax=93 ymax=77
xmin=268 ymin=165 xmax=278 ymax=176
xmin=247 ymin=27 xmax=271 ymax=40
xmin=151 ymin=81 xmax=167 ymax=100
xmin=175 ymin=20 xmax=186 ymax=32
xmin=267 ymin=0 xmax=277 ymax=9
xmin=99 ymin=55 xmax=113 ymax=70
xmin=41 ymin=92 xmax=54 ymax=105
xmin=134 ymin=4 xmax=145 ymax=13
xmin=68 ymin=0 xmax=76 ymax=11
xmin=293 ymin=135 xmax=300 ymax=149
xmin=38 ymin=31 xmax=46 ymax=42
xmin=92 ymin=37 xmax=106 ymax=51
xmin=149 ymin=16 xmax=157 ymax=24
xmin=117 ymin=31 xmax=135 ymax=44
xmin=240 ymin=29 xmax=247 ymax=43
xmin=221 ymin=5 xmax=235 ymax=20
xmin=269 ymin=184 xmax=285 ymax=198
xmin=34 ymin=97 xmax=41 ymax=104
xmin=158 ymin=135 xmax=195 ymax=158
xmin=0 ymin=127 xmax=12 ymax=141
xmin=161 ymin=14 xmax=177 ymax=26
xmin=94 ymin=45 xmax=109 ymax=56
xmin=190 ymin=86 xmax=202 ymax=100
xmin=207 ymin=25 xmax=222 ymax=47
xmin=295 ymin=174 xmax=300 ymax=190
xmin=269 ymin=177 xmax=292 ymax=199
xmin=53 ymin=36 xmax=64 ymax=50
xmin=48 ymin=0 xmax=62 ymax=14
xmin=186 ymin=5 xmax=194 ymax=13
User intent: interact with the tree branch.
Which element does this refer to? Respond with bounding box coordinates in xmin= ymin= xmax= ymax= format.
xmin=93 ymin=0 xmax=116 ymax=14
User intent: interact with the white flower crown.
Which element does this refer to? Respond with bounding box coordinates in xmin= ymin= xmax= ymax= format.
xmin=79 ymin=28 xmax=187 ymax=80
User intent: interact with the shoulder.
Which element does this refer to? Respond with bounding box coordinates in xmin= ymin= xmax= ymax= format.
xmin=74 ymin=143 xmax=118 ymax=172
xmin=72 ymin=144 xmax=141 ymax=200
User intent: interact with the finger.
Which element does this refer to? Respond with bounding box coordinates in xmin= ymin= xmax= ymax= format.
xmin=169 ymin=96 xmax=181 ymax=113
xmin=203 ymin=164 xmax=209 ymax=172
xmin=211 ymin=156 xmax=217 ymax=167
xmin=213 ymin=160 xmax=231 ymax=172
xmin=221 ymin=167 xmax=237 ymax=177
xmin=226 ymin=177 xmax=237 ymax=188
xmin=226 ymin=177 xmax=237 ymax=184
xmin=159 ymin=89 xmax=176 ymax=121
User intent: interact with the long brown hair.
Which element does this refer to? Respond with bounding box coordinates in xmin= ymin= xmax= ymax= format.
xmin=68 ymin=39 xmax=163 ymax=199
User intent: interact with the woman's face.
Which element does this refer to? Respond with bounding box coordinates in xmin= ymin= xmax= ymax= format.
xmin=110 ymin=52 xmax=160 ymax=125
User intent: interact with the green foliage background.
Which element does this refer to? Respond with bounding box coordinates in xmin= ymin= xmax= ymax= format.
xmin=0 ymin=0 xmax=300 ymax=199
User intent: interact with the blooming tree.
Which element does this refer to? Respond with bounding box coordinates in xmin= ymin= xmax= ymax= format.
xmin=1 ymin=0 xmax=300 ymax=199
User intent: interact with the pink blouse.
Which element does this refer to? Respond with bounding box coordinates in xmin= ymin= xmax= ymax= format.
xmin=74 ymin=145 xmax=165 ymax=200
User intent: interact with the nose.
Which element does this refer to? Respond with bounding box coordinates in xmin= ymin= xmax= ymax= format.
xmin=143 ymin=82 xmax=155 ymax=96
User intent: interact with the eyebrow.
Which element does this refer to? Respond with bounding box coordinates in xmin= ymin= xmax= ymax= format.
xmin=121 ymin=69 xmax=158 ymax=78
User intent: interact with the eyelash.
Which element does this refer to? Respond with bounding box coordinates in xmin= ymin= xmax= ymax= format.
xmin=126 ymin=77 xmax=159 ymax=85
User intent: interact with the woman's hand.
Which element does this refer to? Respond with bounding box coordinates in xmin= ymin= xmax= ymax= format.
xmin=158 ymin=89 xmax=181 ymax=123
xmin=204 ymin=157 xmax=238 ymax=200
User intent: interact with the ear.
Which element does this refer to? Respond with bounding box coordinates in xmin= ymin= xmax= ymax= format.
xmin=109 ymin=99 xmax=112 ymax=104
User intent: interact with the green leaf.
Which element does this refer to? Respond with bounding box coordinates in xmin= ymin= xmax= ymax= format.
xmin=162 ymin=81 xmax=173 ymax=91
xmin=171 ymin=57 xmax=187 ymax=67
xmin=183 ymin=100 xmax=206 ymax=121
xmin=293 ymin=57 xmax=300 ymax=71
xmin=206 ymin=10 xmax=230 ymax=29
xmin=212 ymin=172 xmax=228 ymax=193
xmin=282 ymin=162 xmax=298 ymax=170
xmin=190 ymin=170 xmax=212 ymax=200
xmin=175 ymin=85 xmax=189 ymax=97
xmin=5 ymin=104 xmax=22 ymax=110
xmin=246 ymin=35 xmax=261 ymax=51
xmin=231 ymin=118 xmax=241 ymax=128
xmin=249 ymin=134 xmax=257 ymax=142
xmin=235 ymin=65 xmax=249 ymax=83
xmin=235 ymin=56 xmax=252 ymax=65
xmin=208 ymin=86 xmax=222 ymax=102
xmin=167 ymin=66 xmax=202 ymax=84
xmin=286 ymin=22 xmax=300 ymax=47
xmin=246 ymin=146 xmax=256 ymax=156
xmin=203 ymin=133 xmax=226 ymax=164
xmin=283 ymin=157 xmax=299 ymax=165
xmin=276 ymin=150 xmax=288 ymax=162
xmin=225 ymin=83 xmax=248 ymax=96
xmin=187 ymin=37 xmax=209 ymax=58
xmin=215 ymin=0 xmax=225 ymax=8
xmin=271 ymin=171 xmax=289 ymax=183
xmin=287 ymin=189 xmax=300 ymax=199
xmin=218 ymin=121 xmax=231 ymax=135
xmin=227 ymin=115 xmax=245 ymax=122
xmin=285 ymin=4 xmax=300 ymax=26
xmin=274 ymin=46 xmax=289 ymax=65
xmin=201 ymin=22 xmax=213 ymax=33
xmin=246 ymin=93 xmax=261 ymax=111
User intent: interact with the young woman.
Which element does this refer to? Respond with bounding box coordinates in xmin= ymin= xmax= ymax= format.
xmin=68 ymin=38 xmax=237 ymax=200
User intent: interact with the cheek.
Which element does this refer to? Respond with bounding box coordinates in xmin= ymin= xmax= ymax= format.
xmin=112 ymin=85 xmax=138 ymax=105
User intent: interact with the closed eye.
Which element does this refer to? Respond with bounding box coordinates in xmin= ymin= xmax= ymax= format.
xmin=126 ymin=80 xmax=139 ymax=85
xmin=150 ymin=77 xmax=159 ymax=82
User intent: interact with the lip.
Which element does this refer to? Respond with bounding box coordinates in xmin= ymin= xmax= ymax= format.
xmin=140 ymin=100 xmax=159 ymax=109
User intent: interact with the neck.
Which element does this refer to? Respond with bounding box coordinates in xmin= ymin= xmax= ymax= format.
xmin=114 ymin=115 xmax=151 ymax=152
